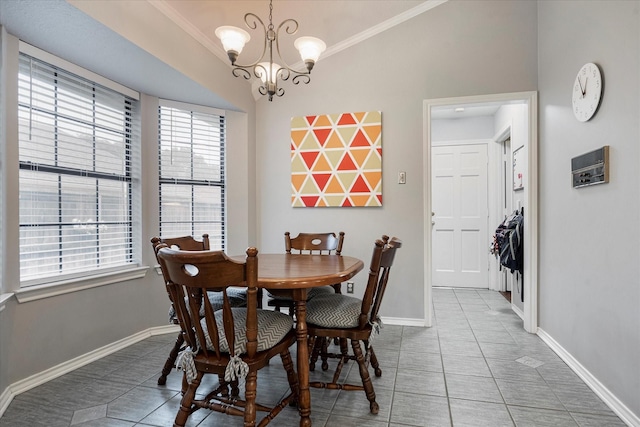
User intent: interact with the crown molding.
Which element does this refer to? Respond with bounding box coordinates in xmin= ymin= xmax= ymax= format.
xmin=148 ymin=0 xmax=448 ymax=64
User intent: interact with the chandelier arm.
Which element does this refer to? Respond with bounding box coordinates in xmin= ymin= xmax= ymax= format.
xmin=232 ymin=67 xmax=252 ymax=80
xmin=228 ymin=12 xmax=269 ymax=69
xmin=291 ymin=74 xmax=312 ymax=85
xmin=274 ymin=18 xmax=310 ymax=77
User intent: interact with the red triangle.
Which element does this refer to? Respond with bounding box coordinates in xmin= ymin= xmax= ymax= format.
xmin=301 ymin=196 xmax=319 ymax=207
xmin=338 ymin=113 xmax=357 ymax=125
xmin=337 ymin=154 xmax=357 ymax=171
xmin=342 ymin=198 xmax=353 ymax=207
xmin=350 ymin=129 xmax=370 ymax=147
xmin=377 ymin=194 xmax=382 ymax=204
xmin=312 ymin=173 xmax=332 ymax=191
xmin=305 ymin=115 xmax=317 ymax=126
xmin=313 ymin=129 xmax=331 ymax=146
xmin=377 ymin=147 xmax=382 ymax=157
xmin=300 ymin=151 xmax=319 ymax=169
xmin=350 ymin=175 xmax=371 ymax=193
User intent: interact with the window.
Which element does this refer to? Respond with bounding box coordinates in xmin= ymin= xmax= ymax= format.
xmin=18 ymin=52 xmax=140 ymax=284
xmin=158 ymin=101 xmax=225 ymax=249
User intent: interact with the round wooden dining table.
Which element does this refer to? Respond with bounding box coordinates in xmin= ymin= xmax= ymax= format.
xmin=232 ymin=253 xmax=364 ymax=427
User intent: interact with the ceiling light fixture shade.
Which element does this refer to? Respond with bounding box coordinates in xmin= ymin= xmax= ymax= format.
xmin=215 ymin=0 xmax=326 ymax=101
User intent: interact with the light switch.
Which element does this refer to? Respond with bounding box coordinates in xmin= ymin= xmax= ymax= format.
xmin=398 ymin=171 xmax=406 ymax=184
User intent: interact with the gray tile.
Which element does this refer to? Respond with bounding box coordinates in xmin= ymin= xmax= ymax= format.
xmin=550 ymin=382 xmax=615 ymax=415
xmin=139 ymin=394 xmax=211 ymax=427
xmin=486 ymin=358 xmax=544 ymax=383
xmin=508 ymin=406 xmax=579 ymax=426
xmin=330 ymin=385 xmax=394 ymax=420
xmin=496 ymin=378 xmax=565 ymax=410
xmin=107 ymin=386 xmax=178 ymax=422
xmin=71 ymin=404 xmax=107 ymax=425
xmin=442 ymin=354 xmax=492 ymax=377
xmin=450 ymin=399 xmax=514 ymax=427
xmin=325 ymin=413 xmax=386 ymax=427
xmin=536 ymin=361 xmax=583 ymax=385
xmin=395 ymin=369 xmax=446 ymax=396
xmin=75 ymin=419 xmax=136 ymax=427
xmin=398 ymin=350 xmax=443 ymax=372
xmin=473 ymin=329 xmax=517 ymax=345
xmin=390 ymin=392 xmax=451 ymax=426
xmin=571 ymin=412 xmax=628 ymax=427
xmin=0 ymin=399 xmax=73 ymax=427
xmin=439 ymin=338 xmax=484 ymax=358
xmin=445 ymin=373 xmax=504 ymax=403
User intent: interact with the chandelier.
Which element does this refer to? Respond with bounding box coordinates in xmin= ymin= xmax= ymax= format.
xmin=215 ymin=0 xmax=326 ymax=101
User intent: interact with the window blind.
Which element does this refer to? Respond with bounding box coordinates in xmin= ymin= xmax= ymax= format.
xmin=18 ymin=53 xmax=140 ymax=284
xmin=158 ymin=102 xmax=225 ymax=250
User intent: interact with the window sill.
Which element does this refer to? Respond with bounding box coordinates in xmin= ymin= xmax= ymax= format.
xmin=0 ymin=293 xmax=14 ymax=312
xmin=15 ymin=266 xmax=150 ymax=303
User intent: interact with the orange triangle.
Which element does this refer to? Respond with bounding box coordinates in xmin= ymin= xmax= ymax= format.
xmin=305 ymin=115 xmax=317 ymax=126
xmin=300 ymin=151 xmax=319 ymax=169
xmin=301 ymin=196 xmax=319 ymax=207
xmin=291 ymin=174 xmax=306 ymax=192
xmin=325 ymin=175 xmax=344 ymax=194
xmin=363 ymin=125 xmax=381 ymax=144
xmin=315 ymin=115 xmax=332 ymax=127
xmin=338 ymin=113 xmax=356 ymax=125
xmin=350 ymin=129 xmax=370 ymax=147
xmin=350 ymin=195 xmax=370 ymax=207
xmin=312 ymin=153 xmax=332 ymax=172
xmin=353 ymin=112 xmax=366 ymax=122
xmin=312 ymin=173 xmax=332 ymax=191
xmin=350 ymin=148 xmax=370 ymax=168
xmin=313 ymin=128 xmax=332 ymax=146
xmin=325 ymin=131 xmax=344 ymax=149
xmin=291 ymin=130 xmax=308 ymax=149
xmin=363 ymin=171 xmax=381 ymax=190
xmin=350 ymin=175 xmax=371 ymax=193
xmin=337 ymin=153 xmax=357 ymax=171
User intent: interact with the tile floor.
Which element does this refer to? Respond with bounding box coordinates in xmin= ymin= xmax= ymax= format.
xmin=0 ymin=288 xmax=627 ymax=426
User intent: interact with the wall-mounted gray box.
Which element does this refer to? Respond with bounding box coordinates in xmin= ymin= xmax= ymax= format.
xmin=571 ymin=146 xmax=609 ymax=189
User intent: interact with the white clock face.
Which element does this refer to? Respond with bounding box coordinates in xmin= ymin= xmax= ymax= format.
xmin=572 ymin=62 xmax=602 ymax=122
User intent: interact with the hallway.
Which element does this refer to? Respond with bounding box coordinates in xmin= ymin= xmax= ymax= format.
xmin=0 ymin=288 xmax=626 ymax=426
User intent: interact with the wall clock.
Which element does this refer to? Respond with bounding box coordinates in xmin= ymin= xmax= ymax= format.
xmin=572 ymin=62 xmax=603 ymax=122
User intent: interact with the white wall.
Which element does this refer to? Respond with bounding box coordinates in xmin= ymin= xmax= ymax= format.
xmin=538 ymin=1 xmax=640 ymax=418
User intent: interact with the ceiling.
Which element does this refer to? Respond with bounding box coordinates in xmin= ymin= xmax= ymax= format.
xmin=154 ymin=1 xmax=435 ymax=69
xmin=0 ymin=0 xmax=505 ymax=117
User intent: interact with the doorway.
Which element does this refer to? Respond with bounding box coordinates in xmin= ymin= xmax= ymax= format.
xmin=423 ymin=92 xmax=538 ymax=333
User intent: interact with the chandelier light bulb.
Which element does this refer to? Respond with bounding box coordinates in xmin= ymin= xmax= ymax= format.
xmin=294 ymin=36 xmax=326 ymax=68
xmin=215 ymin=26 xmax=250 ymax=63
xmin=256 ymin=62 xmax=281 ymax=84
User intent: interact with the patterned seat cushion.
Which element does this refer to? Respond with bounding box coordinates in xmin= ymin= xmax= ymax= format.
xmin=306 ymin=293 xmax=363 ymax=328
xmin=200 ymin=308 xmax=294 ymax=354
xmin=267 ymin=285 xmax=335 ymax=301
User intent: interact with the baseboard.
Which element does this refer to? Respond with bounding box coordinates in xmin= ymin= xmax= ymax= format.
xmin=0 ymin=324 xmax=179 ymax=418
xmin=537 ymin=328 xmax=639 ymax=427
xmin=511 ymin=303 xmax=524 ymax=320
xmin=380 ymin=316 xmax=427 ymax=327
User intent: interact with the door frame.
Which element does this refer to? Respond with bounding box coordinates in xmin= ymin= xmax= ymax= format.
xmin=423 ymin=91 xmax=539 ymax=333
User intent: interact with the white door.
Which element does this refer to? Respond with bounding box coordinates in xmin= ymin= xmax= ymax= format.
xmin=432 ymin=143 xmax=489 ymax=288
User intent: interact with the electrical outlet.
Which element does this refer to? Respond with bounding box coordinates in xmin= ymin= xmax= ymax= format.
xmin=346 ymin=281 xmax=354 ymax=294
xmin=398 ymin=171 xmax=406 ymax=184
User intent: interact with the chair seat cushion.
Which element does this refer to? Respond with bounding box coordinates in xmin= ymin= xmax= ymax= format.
xmin=201 ymin=308 xmax=294 ymax=354
xmin=267 ymin=285 xmax=334 ymax=302
xmin=306 ymin=293 xmax=362 ymax=328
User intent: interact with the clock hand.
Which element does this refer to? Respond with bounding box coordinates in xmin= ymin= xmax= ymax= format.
xmin=582 ymin=77 xmax=587 ymax=96
xmin=577 ymin=76 xmax=586 ymax=97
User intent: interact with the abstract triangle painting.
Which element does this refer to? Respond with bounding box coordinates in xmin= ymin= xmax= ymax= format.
xmin=291 ymin=111 xmax=382 ymax=207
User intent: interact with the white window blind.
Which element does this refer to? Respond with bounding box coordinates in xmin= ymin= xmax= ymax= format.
xmin=158 ymin=102 xmax=225 ymax=249
xmin=18 ymin=53 xmax=140 ymax=284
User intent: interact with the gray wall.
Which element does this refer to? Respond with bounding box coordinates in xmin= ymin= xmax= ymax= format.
xmin=1 ymin=0 xmax=639 ymax=422
xmin=537 ymin=0 xmax=640 ymax=417
xmin=254 ymin=0 xmax=537 ymax=320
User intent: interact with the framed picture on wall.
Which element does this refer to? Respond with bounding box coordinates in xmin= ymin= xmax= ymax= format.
xmin=513 ymin=146 xmax=524 ymax=191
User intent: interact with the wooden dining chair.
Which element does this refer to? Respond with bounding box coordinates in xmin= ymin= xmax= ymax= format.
xmin=150 ymin=234 xmax=249 ymax=385
xmin=157 ymin=246 xmax=299 ymax=427
xmin=305 ymin=236 xmax=402 ymax=414
xmin=267 ymin=231 xmax=345 ymax=315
